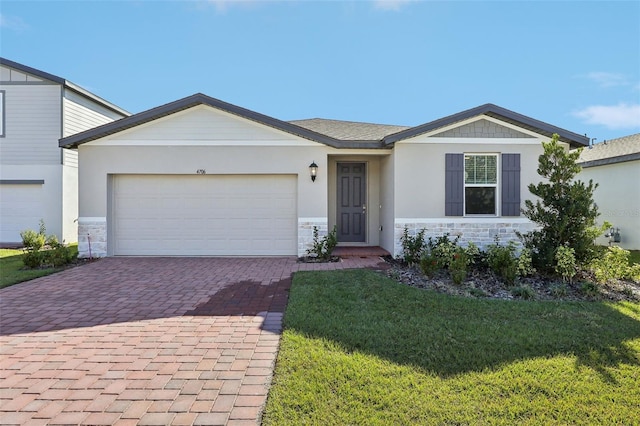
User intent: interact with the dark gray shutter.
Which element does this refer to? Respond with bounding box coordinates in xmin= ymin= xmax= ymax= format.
xmin=501 ymin=153 xmax=520 ymax=216
xmin=445 ymin=153 xmax=464 ymax=216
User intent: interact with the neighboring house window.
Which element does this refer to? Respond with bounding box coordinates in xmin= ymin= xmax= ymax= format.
xmin=0 ymin=90 xmax=4 ymax=137
xmin=445 ymin=153 xmax=520 ymax=217
xmin=464 ymin=154 xmax=498 ymax=215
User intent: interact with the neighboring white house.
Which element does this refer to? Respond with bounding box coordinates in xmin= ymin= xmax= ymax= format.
xmin=0 ymin=58 xmax=129 ymax=245
xmin=59 ymin=94 xmax=589 ymax=258
xmin=577 ymin=134 xmax=640 ymax=250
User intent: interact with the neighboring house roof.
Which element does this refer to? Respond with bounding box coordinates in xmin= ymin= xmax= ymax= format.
xmin=59 ymin=93 xmax=589 ymax=149
xmin=289 ymin=118 xmax=410 ymax=140
xmin=576 ymin=133 xmax=640 ymax=168
xmin=382 ymin=103 xmax=589 ymax=148
xmin=0 ymin=57 xmax=130 ymax=117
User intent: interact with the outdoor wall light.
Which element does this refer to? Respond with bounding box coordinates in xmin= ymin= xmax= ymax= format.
xmin=309 ymin=161 xmax=318 ymax=182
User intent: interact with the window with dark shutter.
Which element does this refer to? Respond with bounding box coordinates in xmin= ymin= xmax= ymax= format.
xmin=445 ymin=152 xmax=521 ymax=217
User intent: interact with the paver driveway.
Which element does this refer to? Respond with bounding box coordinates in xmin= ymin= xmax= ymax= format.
xmin=0 ymin=256 xmax=387 ymax=425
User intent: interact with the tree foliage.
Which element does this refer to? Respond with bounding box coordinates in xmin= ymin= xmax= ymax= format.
xmin=520 ymin=134 xmax=600 ymax=272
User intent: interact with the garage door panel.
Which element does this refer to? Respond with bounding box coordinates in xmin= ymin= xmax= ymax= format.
xmin=0 ymin=184 xmax=45 ymax=242
xmin=112 ymin=175 xmax=297 ymax=256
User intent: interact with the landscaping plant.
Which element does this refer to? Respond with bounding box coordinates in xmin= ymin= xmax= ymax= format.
xmin=307 ymin=225 xmax=338 ymax=261
xmin=589 ymin=246 xmax=640 ymax=284
xmin=520 ymin=134 xmax=602 ymax=272
xmin=399 ymin=226 xmax=426 ymax=265
xmin=555 ymin=246 xmax=577 ymax=284
xmin=19 ymin=220 xmax=76 ymax=269
xmin=429 ymin=233 xmax=461 ymax=269
xmin=449 ymin=248 xmax=470 ymax=285
xmin=485 ymin=238 xmax=519 ymax=285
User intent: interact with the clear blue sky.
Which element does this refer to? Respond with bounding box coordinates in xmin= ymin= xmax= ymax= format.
xmin=1 ymin=0 xmax=639 ymax=142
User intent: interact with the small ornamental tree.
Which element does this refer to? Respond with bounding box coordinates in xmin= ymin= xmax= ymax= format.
xmin=520 ymin=134 xmax=600 ymax=272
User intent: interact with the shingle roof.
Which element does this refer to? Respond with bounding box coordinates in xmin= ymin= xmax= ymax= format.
xmin=0 ymin=57 xmax=130 ymax=117
xmin=576 ymin=133 xmax=640 ymax=167
xmin=289 ymin=118 xmax=410 ymax=140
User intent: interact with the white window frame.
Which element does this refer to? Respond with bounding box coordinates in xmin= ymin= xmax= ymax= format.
xmin=464 ymin=153 xmax=499 ymax=216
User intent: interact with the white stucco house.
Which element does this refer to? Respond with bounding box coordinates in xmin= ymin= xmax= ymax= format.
xmin=0 ymin=58 xmax=129 ymax=245
xmin=577 ymin=133 xmax=640 ymax=250
xmin=58 ymin=93 xmax=589 ymax=258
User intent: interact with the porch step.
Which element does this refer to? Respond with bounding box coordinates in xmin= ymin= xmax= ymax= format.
xmin=331 ymin=246 xmax=390 ymax=258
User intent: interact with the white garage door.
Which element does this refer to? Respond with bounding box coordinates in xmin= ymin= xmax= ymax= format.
xmin=0 ymin=183 xmax=44 ymax=243
xmin=112 ymin=174 xmax=297 ymax=256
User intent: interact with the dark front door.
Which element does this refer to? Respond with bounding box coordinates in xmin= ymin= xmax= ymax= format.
xmin=337 ymin=162 xmax=366 ymax=243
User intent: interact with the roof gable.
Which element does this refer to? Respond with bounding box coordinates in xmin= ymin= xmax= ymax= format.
xmin=383 ymin=103 xmax=589 ymax=148
xmin=60 ymin=93 xmax=388 ymax=149
xmin=87 ymin=104 xmax=315 ymax=144
xmin=0 ymin=64 xmax=47 ymax=83
xmin=431 ymin=118 xmax=535 ymax=138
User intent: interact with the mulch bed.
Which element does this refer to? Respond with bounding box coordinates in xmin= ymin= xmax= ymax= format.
xmin=379 ymin=257 xmax=640 ymax=302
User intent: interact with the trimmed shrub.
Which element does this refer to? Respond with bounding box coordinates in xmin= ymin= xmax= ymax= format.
xmin=486 ymin=240 xmax=518 ymax=285
xmin=429 ymin=233 xmax=460 ymax=269
xmin=555 ymin=246 xmax=577 ymax=283
xmin=590 ymin=246 xmax=640 ymax=283
xmin=449 ymin=248 xmax=470 ymax=285
xmin=20 ymin=229 xmax=45 ymax=252
xmin=19 ymin=220 xmax=76 ymax=269
xmin=399 ymin=227 xmax=427 ymax=265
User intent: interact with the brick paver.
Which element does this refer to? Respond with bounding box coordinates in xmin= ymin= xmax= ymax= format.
xmin=0 ymin=256 xmax=387 ymax=425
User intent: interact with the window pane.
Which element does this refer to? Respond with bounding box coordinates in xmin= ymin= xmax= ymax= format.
xmin=465 ymin=187 xmax=496 ymax=214
xmin=465 ymin=155 xmax=497 ymax=184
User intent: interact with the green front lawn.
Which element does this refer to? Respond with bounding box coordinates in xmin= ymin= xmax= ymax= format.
xmin=0 ymin=244 xmax=78 ymax=289
xmin=263 ymin=269 xmax=640 ymax=425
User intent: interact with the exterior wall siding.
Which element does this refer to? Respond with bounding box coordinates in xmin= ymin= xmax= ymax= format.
xmin=379 ymin=153 xmax=395 ymax=254
xmin=393 ymin=141 xmax=544 ymax=218
xmin=580 ymin=160 xmax=640 ymax=250
xmin=0 ymin=84 xmax=62 ymax=165
xmin=63 ymin=90 xmax=125 ymax=137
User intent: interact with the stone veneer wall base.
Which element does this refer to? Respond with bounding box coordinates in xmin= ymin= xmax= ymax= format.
xmin=394 ymin=218 xmax=536 ymax=257
xmin=77 ymin=217 xmax=107 ymax=258
xmin=298 ymin=217 xmax=328 ymax=257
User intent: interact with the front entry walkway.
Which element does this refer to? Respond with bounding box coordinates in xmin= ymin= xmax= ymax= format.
xmin=0 ymin=256 xmax=387 ymax=425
